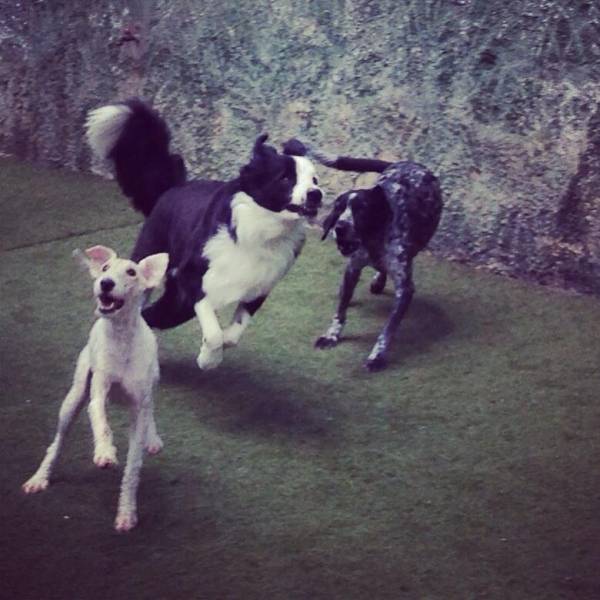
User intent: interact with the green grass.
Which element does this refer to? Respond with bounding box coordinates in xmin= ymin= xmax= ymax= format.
xmin=1 ymin=158 xmax=600 ymax=599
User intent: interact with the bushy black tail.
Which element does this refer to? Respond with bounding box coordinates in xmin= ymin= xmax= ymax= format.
xmin=282 ymin=138 xmax=392 ymax=174
xmin=85 ymin=98 xmax=186 ymax=216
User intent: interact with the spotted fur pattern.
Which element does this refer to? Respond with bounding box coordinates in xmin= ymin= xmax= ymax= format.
xmin=316 ymin=161 xmax=443 ymax=371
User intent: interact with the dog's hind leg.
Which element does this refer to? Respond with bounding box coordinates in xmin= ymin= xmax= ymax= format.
xmin=315 ymin=251 xmax=368 ymax=349
xmin=115 ymin=393 xmax=152 ymax=532
xmin=370 ymin=270 xmax=387 ymax=295
xmin=365 ymin=253 xmax=414 ymax=372
xmin=144 ymin=409 xmax=163 ymax=455
xmin=22 ymin=347 xmax=91 ymax=494
xmin=195 ymin=297 xmax=224 ymax=370
xmin=223 ymin=296 xmax=267 ymax=348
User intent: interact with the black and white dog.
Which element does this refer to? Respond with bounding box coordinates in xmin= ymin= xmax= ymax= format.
xmin=86 ymin=100 xmax=323 ymax=370
xmin=286 ymin=142 xmax=442 ymax=371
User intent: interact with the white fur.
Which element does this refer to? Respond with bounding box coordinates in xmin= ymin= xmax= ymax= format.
xmin=290 ymin=156 xmax=319 ymax=206
xmin=193 ymin=191 xmax=306 ymax=369
xmin=22 ymin=246 xmax=169 ymax=532
xmin=85 ymin=105 xmax=132 ymax=160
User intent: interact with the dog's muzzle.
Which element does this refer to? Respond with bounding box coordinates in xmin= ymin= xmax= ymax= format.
xmin=97 ymin=293 xmax=125 ymax=315
xmin=334 ymin=222 xmax=361 ymax=256
xmin=285 ymin=189 xmax=323 ymax=218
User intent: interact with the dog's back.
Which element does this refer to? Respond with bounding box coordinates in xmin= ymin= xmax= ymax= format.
xmin=377 ymin=161 xmax=443 ymax=256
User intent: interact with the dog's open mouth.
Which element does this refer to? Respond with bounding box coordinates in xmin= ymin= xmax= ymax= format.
xmin=97 ymin=293 xmax=125 ymax=314
xmin=285 ymin=204 xmax=319 ymax=218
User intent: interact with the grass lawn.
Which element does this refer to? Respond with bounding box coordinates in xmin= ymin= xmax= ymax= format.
xmin=1 ymin=157 xmax=599 ymax=599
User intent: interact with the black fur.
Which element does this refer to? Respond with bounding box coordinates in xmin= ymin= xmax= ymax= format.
xmin=94 ymin=100 xmax=319 ymax=333
xmin=108 ymin=99 xmax=187 ymax=216
xmin=315 ymin=159 xmax=443 ymax=371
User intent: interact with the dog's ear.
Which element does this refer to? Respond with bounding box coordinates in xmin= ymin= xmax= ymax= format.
xmin=282 ymin=138 xmax=308 ymax=156
xmin=138 ymin=253 xmax=169 ymax=289
xmin=81 ymin=245 xmax=117 ymax=278
xmin=321 ymin=195 xmax=348 ymax=240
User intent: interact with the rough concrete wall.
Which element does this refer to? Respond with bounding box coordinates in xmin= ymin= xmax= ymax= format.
xmin=2 ymin=0 xmax=600 ymax=293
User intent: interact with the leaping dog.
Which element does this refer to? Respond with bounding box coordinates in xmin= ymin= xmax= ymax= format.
xmin=284 ymin=141 xmax=443 ymax=371
xmin=22 ymin=246 xmax=169 ymax=532
xmin=86 ymin=100 xmax=323 ymax=371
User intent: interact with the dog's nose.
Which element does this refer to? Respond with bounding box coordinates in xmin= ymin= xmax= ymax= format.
xmin=100 ymin=278 xmax=115 ymax=292
xmin=306 ymin=189 xmax=323 ymax=208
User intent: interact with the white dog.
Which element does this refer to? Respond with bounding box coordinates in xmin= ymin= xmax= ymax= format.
xmin=22 ymin=245 xmax=169 ymax=532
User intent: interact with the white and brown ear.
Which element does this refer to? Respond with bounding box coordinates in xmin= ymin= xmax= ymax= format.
xmin=78 ymin=245 xmax=117 ymax=278
xmin=138 ymin=253 xmax=169 ymax=289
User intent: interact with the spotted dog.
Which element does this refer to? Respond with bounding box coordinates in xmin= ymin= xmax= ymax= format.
xmin=291 ymin=142 xmax=443 ymax=371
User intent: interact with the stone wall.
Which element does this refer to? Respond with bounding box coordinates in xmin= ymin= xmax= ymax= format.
xmin=2 ymin=0 xmax=600 ymax=293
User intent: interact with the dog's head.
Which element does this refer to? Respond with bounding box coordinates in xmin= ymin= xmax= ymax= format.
xmin=75 ymin=246 xmax=169 ymax=318
xmin=239 ymin=134 xmax=323 ymax=219
xmin=321 ymin=186 xmax=390 ymax=256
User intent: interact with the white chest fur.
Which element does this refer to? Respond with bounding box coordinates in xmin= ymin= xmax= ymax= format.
xmin=88 ymin=317 xmax=159 ymax=386
xmin=201 ymin=192 xmax=305 ymax=310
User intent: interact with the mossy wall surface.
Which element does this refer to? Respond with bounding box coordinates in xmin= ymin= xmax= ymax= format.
xmin=2 ymin=0 xmax=600 ymax=292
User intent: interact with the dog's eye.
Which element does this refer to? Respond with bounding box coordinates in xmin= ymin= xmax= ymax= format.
xmin=313 ymin=176 xmax=318 ymax=185
xmin=102 ymin=264 xmax=110 ymax=272
xmin=126 ymin=268 xmax=136 ymax=277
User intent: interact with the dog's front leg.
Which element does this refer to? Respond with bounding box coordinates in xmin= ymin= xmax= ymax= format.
xmin=195 ymin=297 xmax=224 ymax=370
xmin=365 ymin=253 xmax=414 ymax=371
xmin=88 ymin=371 xmax=118 ymax=468
xmin=222 ymin=296 xmax=267 ymax=348
xmin=315 ymin=253 xmax=367 ymax=349
xmin=114 ymin=394 xmax=151 ymax=532
xmin=22 ymin=347 xmax=91 ymax=494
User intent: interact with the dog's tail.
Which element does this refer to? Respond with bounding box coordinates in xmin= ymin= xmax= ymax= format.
xmin=283 ymin=139 xmax=392 ymax=174
xmin=85 ymin=98 xmax=186 ymax=216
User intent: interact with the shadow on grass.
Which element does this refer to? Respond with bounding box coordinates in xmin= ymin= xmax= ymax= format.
xmin=337 ymin=295 xmax=454 ymax=369
xmin=160 ymin=358 xmax=340 ymax=444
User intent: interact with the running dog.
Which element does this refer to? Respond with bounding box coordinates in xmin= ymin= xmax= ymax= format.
xmin=22 ymin=246 xmax=169 ymax=532
xmin=86 ymin=100 xmax=323 ymax=370
xmin=285 ymin=141 xmax=442 ymax=371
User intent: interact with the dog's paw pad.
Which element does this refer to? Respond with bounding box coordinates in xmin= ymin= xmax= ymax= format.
xmin=365 ymin=355 xmax=387 ymax=372
xmin=22 ymin=476 xmax=49 ymax=494
xmin=315 ymin=335 xmax=339 ymax=349
xmin=114 ymin=512 xmax=137 ymax=532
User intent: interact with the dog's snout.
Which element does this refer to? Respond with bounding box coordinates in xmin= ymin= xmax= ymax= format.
xmin=306 ymin=189 xmax=323 ymax=208
xmin=100 ymin=278 xmax=115 ymax=292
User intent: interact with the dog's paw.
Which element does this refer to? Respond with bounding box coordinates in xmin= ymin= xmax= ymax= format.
xmin=315 ymin=335 xmax=339 ymax=349
xmin=365 ymin=355 xmax=387 ymax=372
xmin=145 ymin=435 xmax=164 ymax=455
xmin=114 ymin=511 xmax=138 ymax=532
xmin=22 ymin=475 xmax=49 ymax=494
xmin=196 ymin=345 xmax=223 ymax=370
xmin=222 ymin=326 xmax=241 ymax=348
xmin=94 ymin=445 xmax=118 ymax=468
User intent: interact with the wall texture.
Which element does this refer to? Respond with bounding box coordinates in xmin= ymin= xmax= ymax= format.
xmin=2 ymin=0 xmax=600 ymax=293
